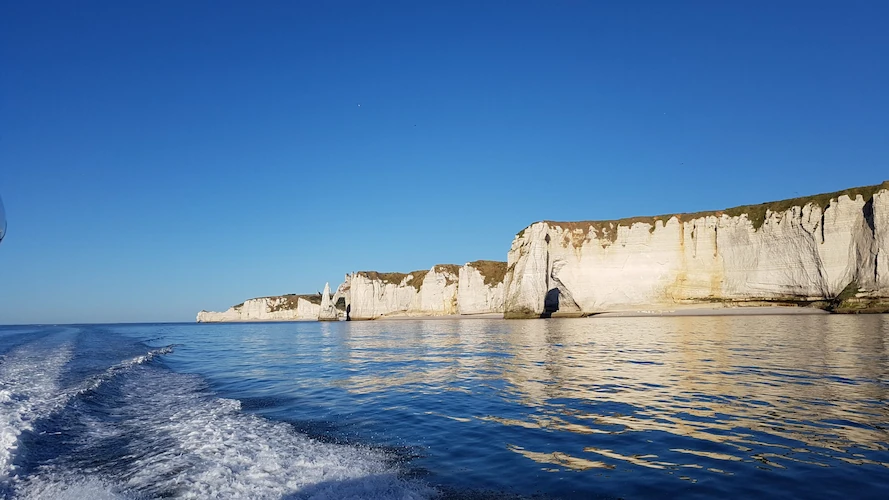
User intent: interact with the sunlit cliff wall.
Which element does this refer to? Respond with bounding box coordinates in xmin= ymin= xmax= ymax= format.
xmin=196 ymin=295 xmax=324 ymax=322
xmin=344 ymin=261 xmax=508 ymax=320
xmin=504 ymin=182 xmax=889 ymax=317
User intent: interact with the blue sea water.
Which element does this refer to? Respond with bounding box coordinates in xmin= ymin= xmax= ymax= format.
xmin=1 ymin=315 xmax=888 ymax=499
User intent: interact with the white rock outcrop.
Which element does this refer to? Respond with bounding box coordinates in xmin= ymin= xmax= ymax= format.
xmin=196 ymin=295 xmax=323 ymax=322
xmin=318 ymin=283 xmax=339 ymax=321
xmin=504 ymin=182 xmax=889 ymax=317
xmin=343 ymin=262 xmax=507 ymax=320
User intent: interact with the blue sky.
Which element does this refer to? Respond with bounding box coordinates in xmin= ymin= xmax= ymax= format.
xmin=1 ymin=1 xmax=887 ymax=324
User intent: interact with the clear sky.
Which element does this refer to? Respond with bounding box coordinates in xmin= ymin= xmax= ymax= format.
xmin=1 ymin=1 xmax=887 ymax=324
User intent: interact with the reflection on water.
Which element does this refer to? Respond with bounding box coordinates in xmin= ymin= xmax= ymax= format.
xmin=163 ymin=315 xmax=889 ymax=498
xmin=334 ymin=316 xmax=888 ymax=493
xmin=339 ymin=316 xmax=889 ymax=465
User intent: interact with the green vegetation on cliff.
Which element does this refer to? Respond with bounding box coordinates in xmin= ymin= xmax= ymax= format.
xmin=406 ymin=270 xmax=429 ymax=290
xmin=827 ymin=280 xmax=889 ymax=314
xmin=434 ymin=264 xmax=461 ymax=276
xmin=232 ymin=293 xmax=323 ymax=312
xmin=434 ymin=264 xmax=461 ymax=285
xmin=723 ymin=181 xmax=888 ymax=230
xmin=356 ymin=271 xmax=410 ymax=285
xmin=468 ymin=260 xmax=508 ymax=286
xmin=525 ymin=180 xmax=889 ymax=244
xmin=268 ymin=294 xmax=322 ymax=312
xmin=357 ymin=265 xmax=465 ymax=290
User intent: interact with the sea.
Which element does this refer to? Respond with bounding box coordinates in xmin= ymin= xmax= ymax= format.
xmin=1 ymin=315 xmax=888 ymax=499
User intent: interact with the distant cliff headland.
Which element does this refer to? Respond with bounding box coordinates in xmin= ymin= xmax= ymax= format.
xmin=197 ymin=261 xmax=508 ymax=322
xmin=198 ymin=181 xmax=889 ymax=322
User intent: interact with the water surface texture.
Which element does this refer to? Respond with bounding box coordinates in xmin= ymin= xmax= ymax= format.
xmin=1 ymin=316 xmax=888 ymax=498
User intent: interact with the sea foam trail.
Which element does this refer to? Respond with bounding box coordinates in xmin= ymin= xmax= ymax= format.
xmin=1 ymin=342 xmax=175 ymax=489
xmin=0 ymin=341 xmax=74 ymax=480
xmin=19 ymin=365 xmax=436 ymax=499
xmin=68 ymin=344 xmax=175 ymax=396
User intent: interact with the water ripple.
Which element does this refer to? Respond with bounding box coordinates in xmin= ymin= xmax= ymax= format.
xmin=135 ymin=315 xmax=889 ymax=498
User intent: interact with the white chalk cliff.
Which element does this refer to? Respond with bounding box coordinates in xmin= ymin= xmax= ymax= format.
xmin=197 ymin=182 xmax=889 ymax=322
xmin=344 ymin=261 xmax=508 ymax=320
xmin=457 ymin=261 xmax=507 ymax=315
xmin=197 ymin=294 xmax=326 ymax=322
xmin=503 ymin=182 xmax=889 ymax=317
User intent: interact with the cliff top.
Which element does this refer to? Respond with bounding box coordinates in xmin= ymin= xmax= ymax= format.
xmin=233 ymin=293 xmax=323 ymax=311
xmin=433 ymin=265 xmax=460 ymax=285
xmin=355 ymin=264 xmax=464 ymax=290
xmin=529 ymin=180 xmax=889 ymax=240
xmin=355 ymin=270 xmax=425 ymax=290
xmin=467 ymin=260 xmax=508 ymax=286
xmin=355 ymin=271 xmax=411 ymax=285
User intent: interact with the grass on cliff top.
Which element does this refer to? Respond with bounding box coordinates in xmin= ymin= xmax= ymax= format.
xmin=356 ymin=271 xmax=410 ymax=285
xmin=518 ymin=180 xmax=889 ymax=241
xmin=722 ymin=181 xmax=888 ymax=230
xmin=434 ymin=264 xmax=461 ymax=285
xmin=434 ymin=264 xmax=461 ymax=275
xmin=357 ymin=265 xmax=463 ymax=290
xmin=268 ymin=294 xmax=323 ymax=312
xmin=356 ymin=270 xmax=428 ymax=290
xmin=468 ymin=260 xmax=508 ymax=286
xmin=232 ymin=293 xmax=322 ymax=312
xmin=405 ymin=270 xmax=429 ymax=290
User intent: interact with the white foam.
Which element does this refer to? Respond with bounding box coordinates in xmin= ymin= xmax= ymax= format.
xmin=2 ymin=342 xmax=174 ymax=487
xmin=0 ymin=341 xmax=74 ymax=480
xmin=15 ymin=478 xmax=128 ymax=500
xmin=69 ymin=345 xmax=174 ymax=396
xmin=19 ymin=365 xmax=436 ymax=499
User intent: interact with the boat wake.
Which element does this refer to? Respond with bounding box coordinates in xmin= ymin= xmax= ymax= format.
xmin=1 ymin=340 xmax=74 ymax=480
xmin=1 ymin=337 xmax=433 ymax=499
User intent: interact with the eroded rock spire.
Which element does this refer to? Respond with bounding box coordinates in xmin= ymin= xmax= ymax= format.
xmin=318 ymin=282 xmax=339 ymax=321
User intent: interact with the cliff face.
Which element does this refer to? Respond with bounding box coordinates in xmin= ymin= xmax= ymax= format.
xmin=457 ymin=261 xmax=507 ymax=315
xmin=197 ymin=294 xmax=326 ymax=322
xmin=504 ymin=182 xmax=889 ymax=317
xmin=344 ymin=261 xmax=507 ymax=320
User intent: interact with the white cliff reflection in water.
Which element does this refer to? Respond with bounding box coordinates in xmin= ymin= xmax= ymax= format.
xmin=155 ymin=315 xmax=889 ymax=498
xmin=331 ymin=316 xmax=886 ymax=489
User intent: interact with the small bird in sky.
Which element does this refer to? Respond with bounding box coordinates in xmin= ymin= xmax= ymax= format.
xmin=357 ymin=103 xmax=361 ymax=108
